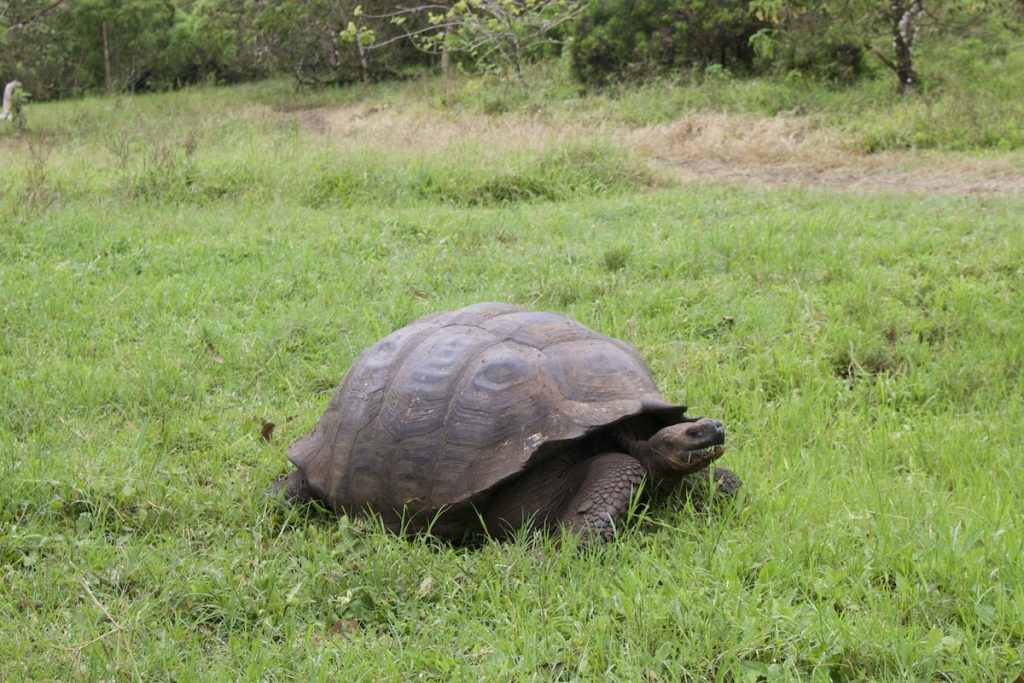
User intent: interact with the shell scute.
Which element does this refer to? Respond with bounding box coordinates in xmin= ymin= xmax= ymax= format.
xmin=378 ymin=325 xmax=494 ymax=440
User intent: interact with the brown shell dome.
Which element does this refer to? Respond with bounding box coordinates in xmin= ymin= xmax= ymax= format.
xmin=287 ymin=303 xmax=685 ymax=526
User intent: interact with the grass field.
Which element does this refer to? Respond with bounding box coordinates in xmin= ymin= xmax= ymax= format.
xmin=1 ymin=76 xmax=1023 ymax=680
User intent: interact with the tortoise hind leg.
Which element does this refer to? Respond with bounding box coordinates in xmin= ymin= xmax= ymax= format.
xmin=265 ymin=469 xmax=316 ymax=504
xmin=483 ymin=455 xmax=574 ymax=540
xmin=556 ymin=453 xmax=646 ymax=544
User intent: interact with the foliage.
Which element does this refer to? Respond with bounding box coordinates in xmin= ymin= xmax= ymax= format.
xmin=748 ymin=0 xmax=1024 ymax=88
xmin=1 ymin=0 xmax=84 ymax=99
xmin=1 ymin=0 xmax=229 ymax=97
xmin=258 ymin=0 xmax=362 ymax=84
xmin=2 ymin=0 xmax=1022 ymax=98
xmin=569 ymin=0 xmax=1023 ymax=89
xmin=570 ymin=0 xmax=766 ymax=86
xmin=341 ymin=0 xmax=583 ymax=79
xmin=425 ymin=0 xmax=584 ymax=78
xmin=0 ymin=0 xmax=428 ymax=98
xmin=162 ymin=0 xmax=273 ymax=84
xmin=257 ymin=0 xmax=434 ymax=85
xmin=746 ymin=2 xmax=868 ymax=83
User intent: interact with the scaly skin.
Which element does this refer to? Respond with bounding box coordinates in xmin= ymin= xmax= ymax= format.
xmin=555 ymin=453 xmax=647 ymax=543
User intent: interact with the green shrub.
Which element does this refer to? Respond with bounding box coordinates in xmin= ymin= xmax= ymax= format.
xmin=570 ymin=0 xmax=766 ymax=86
xmin=745 ymin=4 xmax=869 ymax=84
xmin=754 ymin=32 xmax=867 ymax=84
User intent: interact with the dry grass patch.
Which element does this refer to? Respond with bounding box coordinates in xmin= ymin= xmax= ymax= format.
xmin=286 ymin=103 xmax=1024 ymax=197
xmin=292 ymin=103 xmax=588 ymax=153
xmin=629 ymin=112 xmax=844 ymax=166
xmin=630 ymin=112 xmax=1024 ymax=197
xmin=653 ymin=151 xmax=1024 ymax=197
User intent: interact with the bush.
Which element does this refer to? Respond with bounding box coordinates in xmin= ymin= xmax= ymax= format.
xmin=259 ymin=0 xmax=431 ymax=86
xmin=747 ymin=6 xmax=867 ymax=84
xmin=0 ymin=0 xmax=428 ymax=100
xmin=570 ymin=0 xmax=766 ymax=86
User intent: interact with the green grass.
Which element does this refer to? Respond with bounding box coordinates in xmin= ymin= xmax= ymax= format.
xmin=1 ymin=80 xmax=1023 ymax=680
xmin=0 ymin=82 xmax=656 ymax=214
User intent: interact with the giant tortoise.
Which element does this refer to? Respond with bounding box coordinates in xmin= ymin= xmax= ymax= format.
xmin=272 ymin=303 xmax=740 ymax=542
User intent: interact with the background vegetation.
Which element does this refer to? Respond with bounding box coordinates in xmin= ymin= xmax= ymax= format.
xmin=2 ymin=0 xmax=1023 ymax=99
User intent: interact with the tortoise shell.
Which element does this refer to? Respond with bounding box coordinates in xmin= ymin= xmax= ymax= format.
xmin=288 ymin=302 xmax=686 ymax=529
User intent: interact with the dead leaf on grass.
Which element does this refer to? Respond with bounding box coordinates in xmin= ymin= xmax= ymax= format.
xmin=260 ymin=421 xmax=275 ymax=443
xmin=205 ymin=343 xmax=224 ymax=364
xmin=331 ymin=618 xmax=358 ymax=636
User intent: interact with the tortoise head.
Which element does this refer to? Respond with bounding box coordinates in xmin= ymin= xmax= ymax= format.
xmin=642 ymin=417 xmax=725 ymax=477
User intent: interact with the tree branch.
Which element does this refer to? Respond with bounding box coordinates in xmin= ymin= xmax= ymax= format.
xmin=867 ymin=44 xmax=898 ymax=72
xmin=359 ymin=4 xmax=452 ymax=19
xmin=7 ymin=0 xmax=67 ymax=33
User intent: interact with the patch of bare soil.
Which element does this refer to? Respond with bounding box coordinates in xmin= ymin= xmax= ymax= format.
xmin=290 ymin=105 xmax=1024 ymax=197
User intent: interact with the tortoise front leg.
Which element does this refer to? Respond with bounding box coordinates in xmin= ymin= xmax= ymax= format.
xmin=667 ymin=466 xmax=742 ymax=507
xmin=556 ymin=453 xmax=646 ymax=544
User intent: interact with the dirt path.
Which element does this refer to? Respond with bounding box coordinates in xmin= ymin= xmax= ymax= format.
xmin=293 ymin=105 xmax=1024 ymax=198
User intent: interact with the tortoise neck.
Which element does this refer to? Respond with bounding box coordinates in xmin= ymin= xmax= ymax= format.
xmin=611 ymin=422 xmax=674 ymax=479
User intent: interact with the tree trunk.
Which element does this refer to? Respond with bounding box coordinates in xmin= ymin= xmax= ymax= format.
xmin=355 ymin=32 xmax=369 ymax=82
xmin=891 ymin=0 xmax=923 ymax=93
xmin=101 ymin=21 xmax=113 ymax=93
xmin=1 ymin=81 xmax=17 ymax=120
xmin=441 ymin=22 xmax=451 ymax=75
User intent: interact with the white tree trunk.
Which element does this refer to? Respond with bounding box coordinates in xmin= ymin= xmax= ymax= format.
xmin=1 ymin=80 xmax=22 ymax=121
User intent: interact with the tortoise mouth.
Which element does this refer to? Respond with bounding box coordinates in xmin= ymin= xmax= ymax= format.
xmin=682 ymin=444 xmax=724 ymax=467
